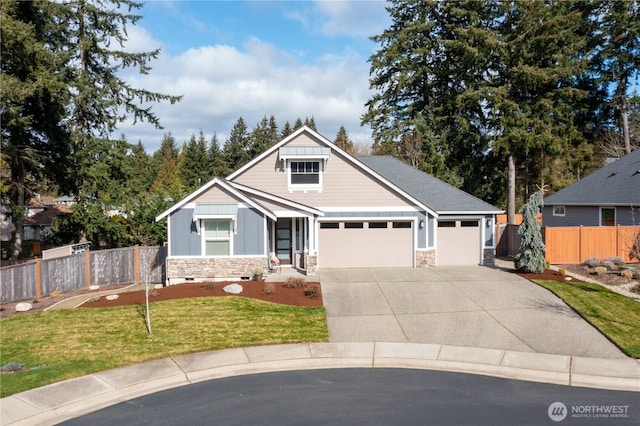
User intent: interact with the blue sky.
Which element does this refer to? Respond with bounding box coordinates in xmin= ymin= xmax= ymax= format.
xmin=117 ymin=1 xmax=391 ymax=152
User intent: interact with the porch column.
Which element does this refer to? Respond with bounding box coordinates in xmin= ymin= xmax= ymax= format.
xmin=308 ymin=215 xmax=317 ymax=255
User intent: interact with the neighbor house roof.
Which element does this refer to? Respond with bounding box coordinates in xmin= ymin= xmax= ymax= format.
xmin=357 ymin=156 xmax=503 ymax=214
xmin=544 ymin=149 xmax=640 ymax=206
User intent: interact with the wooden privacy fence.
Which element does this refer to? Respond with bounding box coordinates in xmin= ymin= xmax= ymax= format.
xmin=1 ymin=245 xmax=167 ymax=303
xmin=544 ymin=225 xmax=640 ymax=264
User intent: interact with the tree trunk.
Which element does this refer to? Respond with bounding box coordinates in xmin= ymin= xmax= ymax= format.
xmin=10 ymin=184 xmax=25 ymax=262
xmin=621 ymin=109 xmax=631 ymax=155
xmin=507 ymin=154 xmax=516 ymax=224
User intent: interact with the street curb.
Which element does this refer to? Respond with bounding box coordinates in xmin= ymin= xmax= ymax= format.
xmin=2 ymin=342 xmax=638 ymax=425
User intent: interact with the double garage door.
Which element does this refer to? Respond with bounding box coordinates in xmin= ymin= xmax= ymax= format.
xmin=318 ymin=220 xmax=414 ymax=268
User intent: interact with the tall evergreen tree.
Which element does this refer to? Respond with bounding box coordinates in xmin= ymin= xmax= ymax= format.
xmin=151 ymin=133 xmax=182 ymax=198
xmin=223 ymin=117 xmax=251 ymax=170
xmin=1 ymin=0 xmax=69 ymax=260
xmin=587 ymin=0 xmax=640 ymax=155
xmin=207 ymin=133 xmax=230 ymax=178
xmin=57 ymin=0 xmax=181 ymax=240
xmin=304 ymin=116 xmax=317 ymax=131
xmin=364 ymin=0 xmax=592 ymax=220
xmin=293 ymin=117 xmax=304 ymax=130
xmin=334 ymin=126 xmax=356 ymax=155
xmin=280 ymin=121 xmax=294 ymax=139
xmin=177 ymin=131 xmax=209 ymax=190
xmin=249 ymin=115 xmax=279 ymax=158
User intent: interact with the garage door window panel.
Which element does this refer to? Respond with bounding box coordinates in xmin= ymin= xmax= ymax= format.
xmin=345 ymin=222 xmax=364 ymax=229
xmin=369 ymin=222 xmax=388 ymax=229
xmin=393 ymin=221 xmax=412 ymax=228
xmin=461 ymin=221 xmax=479 ymax=227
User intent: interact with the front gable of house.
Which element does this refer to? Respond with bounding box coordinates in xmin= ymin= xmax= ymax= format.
xmin=228 ymin=127 xmax=418 ymax=209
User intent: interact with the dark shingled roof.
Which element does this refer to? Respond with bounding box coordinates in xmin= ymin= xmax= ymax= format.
xmin=357 ymin=155 xmax=502 ymax=214
xmin=544 ymin=149 xmax=640 ymax=206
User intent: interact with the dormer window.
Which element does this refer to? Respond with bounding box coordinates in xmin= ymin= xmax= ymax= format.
xmin=291 ymin=161 xmax=320 ymax=184
xmin=279 ymin=146 xmax=330 ymax=192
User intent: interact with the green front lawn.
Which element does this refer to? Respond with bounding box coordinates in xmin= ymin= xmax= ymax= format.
xmin=0 ymin=297 xmax=328 ymax=397
xmin=534 ymin=279 xmax=640 ymax=358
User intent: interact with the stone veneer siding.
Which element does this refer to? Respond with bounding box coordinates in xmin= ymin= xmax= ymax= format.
xmin=483 ymin=249 xmax=496 ymax=266
xmin=416 ymin=249 xmax=436 ymax=267
xmin=304 ymin=253 xmax=318 ymax=276
xmin=167 ymin=257 xmax=267 ymax=282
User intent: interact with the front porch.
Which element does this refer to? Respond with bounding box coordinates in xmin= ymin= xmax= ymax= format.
xmin=268 ymin=216 xmax=317 ymax=276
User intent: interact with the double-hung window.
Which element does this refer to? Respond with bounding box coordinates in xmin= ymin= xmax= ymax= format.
xmin=290 ymin=161 xmax=320 ymax=185
xmin=204 ymin=220 xmax=231 ymax=255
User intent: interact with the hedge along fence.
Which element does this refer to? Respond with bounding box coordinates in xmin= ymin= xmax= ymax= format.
xmin=0 ymin=246 xmax=167 ymax=303
xmin=544 ymin=225 xmax=640 ymax=264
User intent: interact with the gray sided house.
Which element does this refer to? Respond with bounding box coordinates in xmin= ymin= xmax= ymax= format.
xmin=543 ymin=149 xmax=640 ymax=227
xmin=156 ymin=127 xmax=503 ymax=283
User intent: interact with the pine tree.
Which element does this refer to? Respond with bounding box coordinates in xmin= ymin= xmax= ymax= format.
xmin=1 ymin=0 xmax=69 ymax=259
xmin=58 ymin=0 xmax=181 ymax=240
xmin=293 ymin=117 xmax=304 ymax=130
xmin=515 ymin=190 xmax=546 ymax=273
xmin=151 ymin=133 xmax=182 ymax=198
xmin=207 ymin=133 xmax=230 ymax=178
xmin=223 ymin=117 xmax=251 ymax=170
xmin=177 ymin=131 xmax=209 ymax=190
xmin=334 ymin=126 xmax=356 ymax=155
xmin=249 ymin=115 xmax=279 ymax=158
xmin=304 ymin=116 xmax=317 ymax=131
xmin=280 ymin=121 xmax=294 ymax=139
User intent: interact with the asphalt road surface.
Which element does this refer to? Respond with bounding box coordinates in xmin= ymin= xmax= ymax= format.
xmin=63 ymin=368 xmax=638 ymax=425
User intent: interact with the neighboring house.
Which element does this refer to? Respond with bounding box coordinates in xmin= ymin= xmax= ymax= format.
xmin=543 ymin=149 xmax=640 ymax=227
xmin=54 ymin=195 xmax=76 ymax=206
xmin=156 ymin=127 xmax=503 ymax=283
xmin=23 ymin=202 xmax=71 ymax=241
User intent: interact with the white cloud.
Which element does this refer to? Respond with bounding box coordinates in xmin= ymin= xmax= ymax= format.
xmin=116 ymin=37 xmax=375 ymax=152
xmin=314 ymin=0 xmax=390 ymax=39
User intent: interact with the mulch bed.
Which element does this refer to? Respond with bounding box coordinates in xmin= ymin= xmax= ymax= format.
xmin=514 ymin=268 xmax=585 ymax=283
xmin=79 ymin=281 xmax=323 ymax=308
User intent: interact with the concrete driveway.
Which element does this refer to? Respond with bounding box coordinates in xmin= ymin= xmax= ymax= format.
xmin=320 ymin=267 xmax=627 ymax=359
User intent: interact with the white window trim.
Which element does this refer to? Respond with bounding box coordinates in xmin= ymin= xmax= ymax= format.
xmin=201 ymin=218 xmax=234 ymax=257
xmin=552 ymin=206 xmax=566 ymax=217
xmin=287 ymin=159 xmax=324 ymax=193
xmin=599 ymin=207 xmax=616 ymax=226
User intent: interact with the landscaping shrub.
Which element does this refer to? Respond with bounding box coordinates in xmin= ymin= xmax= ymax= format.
xmin=602 ymin=260 xmax=617 ymax=271
xmin=606 ymin=256 xmax=626 ymax=266
xmin=263 ymin=282 xmax=276 ymax=295
xmin=304 ymin=283 xmax=320 ymax=299
xmin=584 ymin=257 xmax=601 ymax=267
xmin=284 ymin=277 xmax=305 ymax=288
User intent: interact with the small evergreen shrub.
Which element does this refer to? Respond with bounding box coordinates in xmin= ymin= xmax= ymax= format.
xmin=558 ymin=268 xmax=566 ymax=276
xmin=514 ymin=190 xmax=546 ymax=273
xmin=606 ymin=256 xmax=626 ymax=266
xmin=584 ymin=257 xmax=601 ymax=267
xmin=602 ymin=260 xmax=617 ymax=271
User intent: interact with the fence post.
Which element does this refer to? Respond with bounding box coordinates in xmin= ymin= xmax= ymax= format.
xmin=134 ymin=245 xmax=140 ymax=284
xmin=85 ymin=251 xmax=91 ymax=289
xmin=35 ymin=259 xmax=42 ymax=298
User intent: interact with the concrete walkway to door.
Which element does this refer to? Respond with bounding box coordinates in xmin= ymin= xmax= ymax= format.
xmin=320 ymin=267 xmax=627 ymax=359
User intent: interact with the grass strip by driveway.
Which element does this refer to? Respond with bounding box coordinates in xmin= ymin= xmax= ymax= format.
xmin=534 ymin=279 xmax=640 ymax=358
xmin=0 ymin=296 xmax=328 ymax=398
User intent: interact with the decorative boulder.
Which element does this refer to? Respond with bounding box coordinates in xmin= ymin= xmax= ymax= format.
xmin=154 ymin=284 xmax=163 ymax=290
xmin=105 ymin=294 xmax=119 ymax=301
xmin=15 ymin=303 xmax=33 ymax=312
xmin=223 ymin=283 xmax=243 ymax=294
xmin=621 ymin=270 xmax=633 ymax=280
xmin=89 ymin=285 xmax=100 ymax=291
xmin=594 ymin=266 xmax=607 ymax=275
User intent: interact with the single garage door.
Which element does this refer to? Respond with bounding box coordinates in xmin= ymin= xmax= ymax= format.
xmin=318 ymin=220 xmax=414 ymax=268
xmin=437 ymin=220 xmax=481 ymax=265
